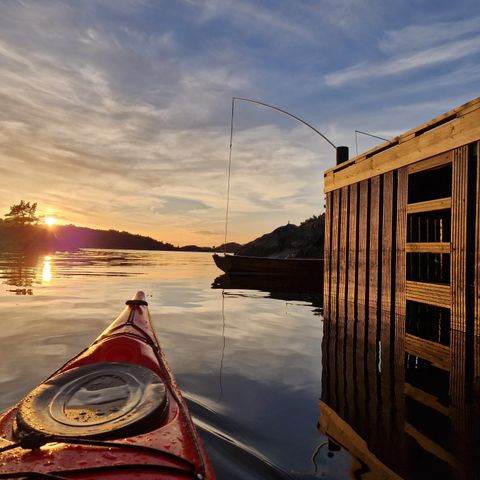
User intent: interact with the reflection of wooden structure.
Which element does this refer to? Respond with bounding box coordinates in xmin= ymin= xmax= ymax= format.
xmin=319 ymin=401 xmax=402 ymax=479
xmin=320 ymin=308 xmax=480 ymax=478
xmin=321 ymin=98 xmax=480 ymax=479
xmin=212 ymin=253 xmax=323 ymax=277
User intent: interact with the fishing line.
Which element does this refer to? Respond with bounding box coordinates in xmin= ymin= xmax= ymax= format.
xmin=354 ymin=130 xmax=388 ymax=156
xmin=223 ymin=98 xmax=235 ymax=254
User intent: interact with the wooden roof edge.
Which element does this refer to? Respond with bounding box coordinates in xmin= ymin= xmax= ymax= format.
xmin=325 ymin=96 xmax=480 ymax=178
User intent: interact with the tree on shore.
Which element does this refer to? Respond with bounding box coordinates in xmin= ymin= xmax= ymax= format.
xmin=4 ymin=201 xmax=39 ymax=226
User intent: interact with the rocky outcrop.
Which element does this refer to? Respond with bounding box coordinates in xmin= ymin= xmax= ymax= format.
xmin=235 ymin=215 xmax=324 ymax=258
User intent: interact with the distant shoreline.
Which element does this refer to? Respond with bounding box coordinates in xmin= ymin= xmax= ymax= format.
xmin=0 ymin=222 xmax=240 ymax=254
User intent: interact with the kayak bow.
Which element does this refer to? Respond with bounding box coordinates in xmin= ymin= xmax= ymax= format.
xmin=0 ymin=291 xmax=215 ymax=479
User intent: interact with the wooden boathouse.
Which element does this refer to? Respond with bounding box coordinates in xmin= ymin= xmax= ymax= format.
xmin=324 ymin=97 xmax=480 ymax=378
xmin=321 ymin=98 xmax=480 ymax=477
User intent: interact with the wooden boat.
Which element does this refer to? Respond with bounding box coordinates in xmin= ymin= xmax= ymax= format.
xmin=212 ymin=253 xmax=323 ymax=277
xmin=0 ymin=291 xmax=215 ymax=479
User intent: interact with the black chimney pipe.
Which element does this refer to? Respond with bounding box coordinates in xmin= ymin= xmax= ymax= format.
xmin=336 ymin=146 xmax=349 ymax=165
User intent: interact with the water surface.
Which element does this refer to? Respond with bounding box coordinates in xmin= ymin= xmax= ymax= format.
xmin=0 ymin=249 xmax=332 ymax=479
xmin=3 ymin=249 xmax=476 ymax=478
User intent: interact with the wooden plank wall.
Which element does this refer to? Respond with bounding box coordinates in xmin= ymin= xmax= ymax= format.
xmin=323 ymin=171 xmax=406 ymax=338
xmin=323 ymin=169 xmax=408 ymax=453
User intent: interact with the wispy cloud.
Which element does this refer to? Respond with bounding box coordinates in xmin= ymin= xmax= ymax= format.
xmin=325 ymin=16 xmax=480 ymax=87
xmin=326 ymin=37 xmax=480 ymax=87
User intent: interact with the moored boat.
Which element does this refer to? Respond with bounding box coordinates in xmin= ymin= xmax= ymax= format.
xmin=0 ymin=291 xmax=215 ymax=479
xmin=212 ymin=253 xmax=323 ymax=277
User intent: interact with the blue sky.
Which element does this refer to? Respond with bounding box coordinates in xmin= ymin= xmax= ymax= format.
xmin=0 ymin=0 xmax=478 ymax=245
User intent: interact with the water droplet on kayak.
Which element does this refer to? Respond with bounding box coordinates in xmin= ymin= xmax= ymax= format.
xmin=101 ymin=452 xmax=117 ymax=460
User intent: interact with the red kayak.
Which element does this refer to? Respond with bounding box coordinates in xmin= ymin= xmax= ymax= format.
xmin=0 ymin=291 xmax=215 ymax=479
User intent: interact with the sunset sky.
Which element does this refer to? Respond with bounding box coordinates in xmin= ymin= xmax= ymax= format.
xmin=0 ymin=1 xmax=479 ymax=246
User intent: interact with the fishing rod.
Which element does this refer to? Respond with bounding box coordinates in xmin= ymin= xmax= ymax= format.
xmin=234 ymin=97 xmax=337 ymax=149
xmin=223 ymin=96 xmax=347 ymax=253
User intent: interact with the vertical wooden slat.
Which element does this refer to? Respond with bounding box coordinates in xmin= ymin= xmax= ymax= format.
xmin=335 ymin=187 xmax=349 ymax=421
xmin=328 ymin=190 xmax=341 ymax=413
xmin=394 ymin=167 xmax=407 ymax=356
xmin=394 ymin=168 xmax=407 ymax=470
xmin=357 ymin=180 xmax=369 ymax=311
xmin=355 ymin=180 xmax=369 ymax=439
xmin=450 ymin=146 xmax=468 ymax=465
xmin=366 ymin=306 xmax=379 ymax=453
xmin=366 ymin=177 xmax=380 ymax=450
xmin=451 ymin=145 xmax=468 ymax=333
xmin=379 ymin=171 xmax=394 ymax=462
xmin=321 ymin=302 xmax=332 ymax=404
xmin=338 ymin=186 xmax=349 ymax=319
xmin=381 ymin=171 xmax=394 ymax=315
xmin=347 ymin=184 xmax=358 ymax=317
xmin=394 ymin=167 xmax=407 ymax=358
xmin=323 ymin=192 xmax=332 ymax=321
xmin=330 ymin=189 xmax=341 ymax=323
xmin=369 ymin=176 xmax=380 ymax=311
xmin=346 ymin=184 xmax=358 ymax=425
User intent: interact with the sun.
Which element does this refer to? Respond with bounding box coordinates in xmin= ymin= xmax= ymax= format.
xmin=44 ymin=216 xmax=57 ymax=226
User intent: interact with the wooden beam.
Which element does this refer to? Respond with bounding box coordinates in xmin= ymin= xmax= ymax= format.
xmin=324 ymin=99 xmax=480 ymax=192
xmin=406 ymin=198 xmax=451 ymax=214
xmin=405 ymin=333 xmax=450 ymax=371
xmin=406 ymin=152 xmax=452 ymax=174
xmin=404 ymin=423 xmax=457 ymax=467
xmin=405 ymin=242 xmax=450 ymax=254
xmin=404 ymin=382 xmax=449 ymax=416
xmin=406 ymin=281 xmax=451 ymax=309
xmin=319 ymin=401 xmax=403 ymax=480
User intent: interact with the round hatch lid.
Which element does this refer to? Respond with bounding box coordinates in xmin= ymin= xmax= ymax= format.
xmin=16 ymin=362 xmax=168 ymax=439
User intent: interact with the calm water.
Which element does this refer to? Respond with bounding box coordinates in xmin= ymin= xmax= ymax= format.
xmin=0 ymin=249 xmax=335 ymax=479
xmin=1 ymin=250 xmax=478 ymax=479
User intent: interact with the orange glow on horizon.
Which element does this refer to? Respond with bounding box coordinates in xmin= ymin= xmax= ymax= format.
xmin=44 ymin=217 xmax=57 ymax=226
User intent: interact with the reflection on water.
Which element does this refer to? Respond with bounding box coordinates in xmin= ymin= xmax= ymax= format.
xmin=0 ymin=249 xmax=329 ymax=479
xmin=212 ymin=274 xmax=323 ymax=315
xmin=42 ymin=256 xmax=52 ymax=283
xmin=321 ymin=306 xmax=480 ymax=479
xmin=0 ymin=249 xmax=168 ymax=295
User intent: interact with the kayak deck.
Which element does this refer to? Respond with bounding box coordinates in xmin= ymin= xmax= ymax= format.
xmin=0 ymin=292 xmax=214 ymax=479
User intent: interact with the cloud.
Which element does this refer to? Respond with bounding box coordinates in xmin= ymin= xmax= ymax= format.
xmin=325 ymin=15 xmax=480 ymax=87
xmin=379 ymin=16 xmax=480 ymax=54
xmin=150 ymin=196 xmax=211 ymax=215
xmin=325 ymin=36 xmax=480 ymax=87
xmin=183 ymin=0 xmax=314 ymax=40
